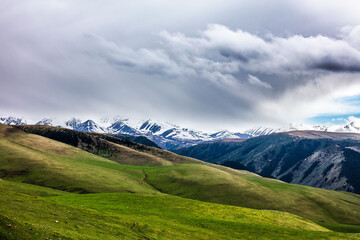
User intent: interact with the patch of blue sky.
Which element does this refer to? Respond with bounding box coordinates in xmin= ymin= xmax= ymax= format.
xmin=306 ymin=94 xmax=360 ymax=125
xmin=335 ymin=94 xmax=360 ymax=106
xmin=306 ymin=114 xmax=360 ymax=125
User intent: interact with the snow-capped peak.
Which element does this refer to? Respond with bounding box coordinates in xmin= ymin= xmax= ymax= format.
xmin=0 ymin=116 xmax=27 ymax=125
xmin=210 ymin=130 xmax=240 ymax=139
xmin=36 ymin=118 xmax=53 ymax=126
xmin=65 ymin=118 xmax=82 ymax=129
xmin=107 ymin=118 xmax=138 ymax=135
xmin=327 ymin=118 xmax=360 ymax=133
xmin=77 ymin=119 xmax=105 ymax=133
xmin=138 ymin=119 xmax=178 ymax=135
xmin=245 ymin=127 xmax=278 ymax=137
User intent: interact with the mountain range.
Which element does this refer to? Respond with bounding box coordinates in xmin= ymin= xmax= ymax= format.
xmin=0 ymin=116 xmax=251 ymax=149
xmin=2 ymin=116 xmax=360 ymax=149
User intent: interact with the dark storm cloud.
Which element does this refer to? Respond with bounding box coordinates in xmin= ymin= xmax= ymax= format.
xmin=314 ymin=57 xmax=360 ymax=72
xmin=161 ymin=25 xmax=360 ymax=75
xmin=86 ymin=24 xmax=360 ymax=90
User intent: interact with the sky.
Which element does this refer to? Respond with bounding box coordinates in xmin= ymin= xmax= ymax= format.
xmin=2 ymin=0 xmax=360 ymax=131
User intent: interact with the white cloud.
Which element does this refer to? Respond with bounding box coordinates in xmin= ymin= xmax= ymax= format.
xmin=348 ymin=116 xmax=360 ymax=122
xmin=163 ymin=24 xmax=360 ymax=74
xmin=247 ymin=75 xmax=272 ymax=89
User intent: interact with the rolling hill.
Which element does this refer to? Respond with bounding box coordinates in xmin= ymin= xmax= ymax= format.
xmin=2 ymin=124 xmax=360 ymax=239
xmin=3 ymin=179 xmax=353 ymax=240
xmin=0 ymin=124 xmax=158 ymax=193
xmin=14 ymin=125 xmax=197 ymax=166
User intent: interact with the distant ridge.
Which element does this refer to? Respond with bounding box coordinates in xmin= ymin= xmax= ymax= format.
xmin=173 ymin=130 xmax=360 ymax=194
xmin=1 ymin=116 xmax=251 ymax=149
xmin=14 ymin=125 xmax=196 ymax=166
xmin=3 ymin=115 xmax=360 ymax=149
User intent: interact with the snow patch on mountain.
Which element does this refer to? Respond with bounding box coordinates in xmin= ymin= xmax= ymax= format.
xmin=65 ymin=118 xmax=82 ymax=129
xmin=327 ymin=118 xmax=360 ymax=133
xmin=64 ymin=118 xmax=105 ymax=133
xmin=107 ymin=118 xmax=220 ymax=149
xmin=210 ymin=130 xmax=251 ymax=139
xmin=246 ymin=123 xmax=331 ymax=137
xmin=245 ymin=127 xmax=278 ymax=137
xmin=78 ymin=120 xmax=105 ymax=133
xmin=0 ymin=116 xmax=27 ymax=125
xmin=36 ymin=118 xmax=53 ymax=126
xmin=0 ymin=115 xmax=251 ymax=149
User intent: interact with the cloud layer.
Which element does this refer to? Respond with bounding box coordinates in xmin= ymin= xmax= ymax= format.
xmin=2 ymin=1 xmax=360 ymax=131
xmin=88 ymin=24 xmax=360 ymax=78
xmin=81 ymin=25 xmax=360 ymax=127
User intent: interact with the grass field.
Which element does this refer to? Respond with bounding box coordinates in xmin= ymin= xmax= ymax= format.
xmin=2 ymin=179 xmax=360 ymax=240
xmin=2 ymin=124 xmax=360 ymax=239
xmin=144 ymin=163 xmax=360 ymax=225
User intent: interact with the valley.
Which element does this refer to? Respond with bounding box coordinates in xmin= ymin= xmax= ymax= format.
xmin=1 ymin=124 xmax=360 ymax=239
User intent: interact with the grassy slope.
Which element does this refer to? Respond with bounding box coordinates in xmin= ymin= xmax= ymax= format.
xmin=144 ymin=163 xmax=360 ymax=225
xmin=0 ymin=178 xmax=71 ymax=197
xmin=3 ymin=179 xmax=360 ymax=240
xmin=15 ymin=125 xmax=199 ymax=166
xmin=0 ymin=183 xmax=139 ymax=240
xmin=0 ymin=124 xmax=157 ymax=194
xmin=2 ymin=124 xmax=360 ymax=237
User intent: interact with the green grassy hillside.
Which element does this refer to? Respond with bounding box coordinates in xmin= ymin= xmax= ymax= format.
xmin=144 ymin=163 xmax=360 ymax=225
xmin=0 ymin=124 xmax=157 ymax=193
xmin=2 ymin=124 xmax=360 ymax=239
xmin=2 ymin=124 xmax=360 ymax=224
xmin=3 ymin=179 xmax=360 ymax=240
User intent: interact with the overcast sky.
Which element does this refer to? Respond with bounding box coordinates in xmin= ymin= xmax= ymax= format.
xmin=2 ymin=0 xmax=360 ymax=131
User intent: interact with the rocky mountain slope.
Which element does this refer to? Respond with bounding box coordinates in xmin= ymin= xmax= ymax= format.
xmin=173 ymin=131 xmax=360 ymax=194
xmin=0 ymin=116 xmax=27 ymax=125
